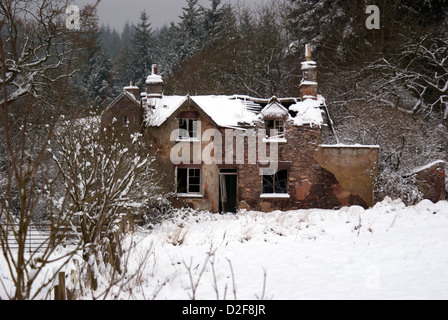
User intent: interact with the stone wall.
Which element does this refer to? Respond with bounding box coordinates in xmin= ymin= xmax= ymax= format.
xmin=408 ymin=161 xmax=446 ymax=203
xmin=101 ymin=94 xmax=143 ymax=139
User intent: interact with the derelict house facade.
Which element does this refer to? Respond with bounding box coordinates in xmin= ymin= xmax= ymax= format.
xmin=102 ymin=46 xmax=380 ymax=213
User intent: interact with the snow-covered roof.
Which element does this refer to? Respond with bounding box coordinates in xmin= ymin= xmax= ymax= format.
xmin=192 ymin=96 xmax=260 ymax=128
xmin=144 ymin=95 xmax=187 ymax=127
xmin=289 ymin=96 xmax=325 ymax=126
xmin=144 ymin=95 xmax=260 ymax=129
xmin=143 ymin=94 xmax=326 ymax=129
xmin=260 ymin=97 xmax=290 ymax=119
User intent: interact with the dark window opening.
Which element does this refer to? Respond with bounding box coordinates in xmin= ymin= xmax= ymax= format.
xmin=178 ymin=118 xmax=198 ymax=139
xmin=265 ymin=120 xmax=285 ymax=138
xmin=262 ymin=169 xmax=288 ymax=194
xmin=177 ymin=168 xmax=201 ymax=194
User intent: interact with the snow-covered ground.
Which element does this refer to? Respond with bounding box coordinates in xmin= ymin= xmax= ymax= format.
xmin=1 ymin=197 xmax=448 ymax=300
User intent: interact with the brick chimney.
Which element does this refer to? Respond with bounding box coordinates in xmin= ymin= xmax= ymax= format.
xmin=124 ymin=81 xmax=140 ymax=100
xmin=300 ymin=44 xmax=318 ymax=100
xmin=146 ymin=64 xmax=163 ymax=99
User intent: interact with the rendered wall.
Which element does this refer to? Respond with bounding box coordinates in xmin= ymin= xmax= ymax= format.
xmin=314 ymin=145 xmax=380 ymax=207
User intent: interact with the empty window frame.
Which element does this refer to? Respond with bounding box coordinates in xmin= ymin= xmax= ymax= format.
xmin=262 ymin=169 xmax=288 ymax=194
xmin=177 ymin=168 xmax=201 ymax=194
xmin=265 ymin=120 xmax=285 ymax=138
xmin=178 ymin=118 xmax=198 ymax=139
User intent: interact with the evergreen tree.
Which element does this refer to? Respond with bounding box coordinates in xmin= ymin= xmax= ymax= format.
xmin=201 ymin=0 xmax=235 ymax=45
xmin=131 ymin=10 xmax=154 ymax=87
xmin=87 ymin=47 xmax=116 ymax=108
xmin=178 ymin=0 xmax=203 ymax=61
xmin=115 ymin=44 xmax=135 ymax=90
xmin=99 ymin=25 xmax=121 ymax=62
xmin=121 ymin=21 xmax=135 ymax=50
xmin=113 ymin=22 xmax=135 ymax=91
xmin=152 ymin=23 xmax=183 ymax=75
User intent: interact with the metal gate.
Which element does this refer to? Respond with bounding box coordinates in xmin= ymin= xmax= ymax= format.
xmin=1 ymin=224 xmax=52 ymax=253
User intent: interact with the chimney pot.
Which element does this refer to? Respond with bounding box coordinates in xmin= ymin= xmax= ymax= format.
xmin=305 ymin=44 xmax=312 ymax=61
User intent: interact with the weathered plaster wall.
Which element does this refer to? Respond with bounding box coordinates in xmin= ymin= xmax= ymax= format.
xmin=314 ymin=145 xmax=380 ymax=207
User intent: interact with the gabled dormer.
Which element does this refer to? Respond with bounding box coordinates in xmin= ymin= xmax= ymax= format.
xmin=259 ymin=96 xmax=290 ymax=141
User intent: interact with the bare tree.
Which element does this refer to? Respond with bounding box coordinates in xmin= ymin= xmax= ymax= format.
xmin=396 ymin=37 xmax=447 ymax=121
xmin=0 ymin=0 xmax=77 ymax=107
xmin=48 ymin=115 xmax=169 ymax=294
xmin=0 ymin=0 xmax=102 ymax=300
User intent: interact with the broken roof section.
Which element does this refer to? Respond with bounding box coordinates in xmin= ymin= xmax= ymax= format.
xmin=143 ymin=94 xmax=325 ymax=129
xmin=289 ymin=95 xmax=325 ymax=127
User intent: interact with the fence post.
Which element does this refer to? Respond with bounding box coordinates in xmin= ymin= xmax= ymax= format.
xmin=54 ymin=272 xmax=66 ymax=300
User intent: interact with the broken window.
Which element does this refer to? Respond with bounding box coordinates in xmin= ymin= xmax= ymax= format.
xmin=262 ymin=169 xmax=288 ymax=194
xmin=265 ymin=120 xmax=285 ymax=138
xmin=178 ymin=118 xmax=198 ymax=139
xmin=177 ymin=168 xmax=201 ymax=194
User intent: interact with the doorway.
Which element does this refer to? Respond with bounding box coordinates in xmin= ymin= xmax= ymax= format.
xmin=219 ymin=169 xmax=238 ymax=213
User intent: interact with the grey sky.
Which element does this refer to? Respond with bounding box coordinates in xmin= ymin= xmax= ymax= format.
xmin=74 ymin=0 xmax=265 ymax=31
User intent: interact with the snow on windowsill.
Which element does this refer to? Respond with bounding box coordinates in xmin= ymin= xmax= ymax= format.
xmin=263 ymin=138 xmax=287 ymax=144
xmin=175 ymin=138 xmax=201 ymax=143
xmin=260 ymin=193 xmax=290 ymax=199
xmin=320 ymin=144 xmax=380 ymax=149
xmin=176 ymin=193 xmax=203 ymax=198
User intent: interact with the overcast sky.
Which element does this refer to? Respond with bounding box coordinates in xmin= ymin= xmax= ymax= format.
xmin=74 ymin=0 xmax=264 ymax=31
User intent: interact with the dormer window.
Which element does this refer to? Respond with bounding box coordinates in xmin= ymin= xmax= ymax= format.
xmin=265 ymin=120 xmax=285 ymax=139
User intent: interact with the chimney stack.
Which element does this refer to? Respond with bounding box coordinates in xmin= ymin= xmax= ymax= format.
xmin=124 ymin=81 xmax=140 ymax=100
xmin=146 ymin=64 xmax=163 ymax=99
xmin=300 ymin=44 xmax=318 ymax=100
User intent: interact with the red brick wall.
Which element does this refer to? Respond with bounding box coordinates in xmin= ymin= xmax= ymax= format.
xmin=412 ymin=161 xmax=446 ymax=203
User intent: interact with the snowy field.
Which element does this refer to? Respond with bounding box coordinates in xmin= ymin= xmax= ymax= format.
xmin=1 ymin=197 xmax=448 ymax=300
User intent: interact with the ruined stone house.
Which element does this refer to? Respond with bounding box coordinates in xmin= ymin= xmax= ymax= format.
xmin=102 ymin=46 xmax=380 ymax=213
